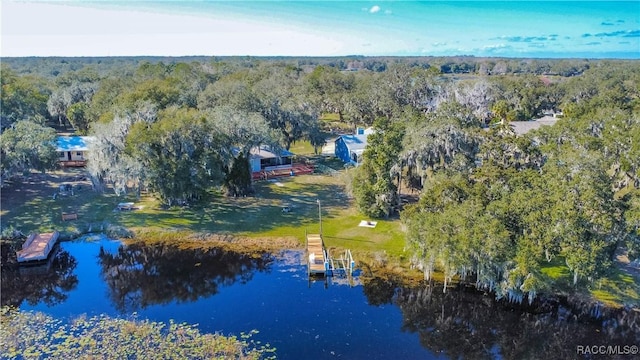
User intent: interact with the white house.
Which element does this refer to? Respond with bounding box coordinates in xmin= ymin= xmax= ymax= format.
xmin=57 ymin=136 xmax=93 ymax=167
xmin=248 ymin=146 xmax=294 ymax=172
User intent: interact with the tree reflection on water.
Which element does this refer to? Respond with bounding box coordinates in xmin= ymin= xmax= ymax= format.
xmin=4 ymin=239 xmax=638 ymax=359
xmin=97 ymin=243 xmax=273 ymax=313
xmin=1 ymin=245 xmax=79 ymax=308
xmin=363 ymin=278 xmax=640 ymax=360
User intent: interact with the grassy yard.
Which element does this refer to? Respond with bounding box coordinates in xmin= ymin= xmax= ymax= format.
xmin=590 ymin=270 xmax=640 ymax=308
xmin=0 ymin=170 xmax=121 ymax=235
xmin=541 ymin=257 xmax=640 ymax=308
xmin=0 ymin=168 xmax=406 ymax=260
xmin=288 ymin=140 xmax=316 ymax=156
xmin=319 ymin=113 xmax=352 ymax=133
xmin=125 ymin=174 xmax=406 ymax=258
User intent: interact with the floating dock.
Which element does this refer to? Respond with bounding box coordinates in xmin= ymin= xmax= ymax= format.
xmin=16 ymin=231 xmax=59 ymax=263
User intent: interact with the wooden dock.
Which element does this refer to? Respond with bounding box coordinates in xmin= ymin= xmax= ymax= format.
xmin=306 ymin=233 xmax=328 ymax=275
xmin=16 ymin=231 xmax=59 ymax=263
xmin=305 ymin=231 xmax=356 ymax=279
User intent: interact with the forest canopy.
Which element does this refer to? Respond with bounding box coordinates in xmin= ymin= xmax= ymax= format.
xmin=1 ymin=56 xmax=638 ymax=302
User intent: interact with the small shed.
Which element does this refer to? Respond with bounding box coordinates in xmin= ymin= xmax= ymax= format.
xmin=57 ymin=136 xmax=94 ymax=167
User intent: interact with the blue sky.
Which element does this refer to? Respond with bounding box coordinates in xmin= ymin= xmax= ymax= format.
xmin=2 ymin=1 xmax=639 ymax=58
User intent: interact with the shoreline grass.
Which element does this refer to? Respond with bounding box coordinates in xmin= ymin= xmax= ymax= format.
xmin=1 ymin=169 xmax=408 ymax=264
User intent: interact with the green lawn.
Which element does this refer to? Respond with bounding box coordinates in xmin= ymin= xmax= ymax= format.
xmin=319 ymin=113 xmax=340 ymax=121
xmin=1 ymin=181 xmax=122 ymax=236
xmin=590 ymin=269 xmax=640 ymax=308
xmin=288 ymin=140 xmax=316 ymax=155
xmin=1 ymin=172 xmax=406 ymax=259
xmin=540 ymin=256 xmax=640 ymax=308
xmin=123 ymin=175 xmax=406 ymax=257
xmin=540 ymin=257 xmax=570 ymax=281
xmin=319 ymin=113 xmax=353 ymax=133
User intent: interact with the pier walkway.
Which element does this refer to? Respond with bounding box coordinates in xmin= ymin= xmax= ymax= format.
xmin=306 ymin=233 xmax=328 ymax=275
xmin=306 ymin=232 xmax=355 ymax=277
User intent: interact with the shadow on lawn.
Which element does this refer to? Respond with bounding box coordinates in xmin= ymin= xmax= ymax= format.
xmin=1 ymin=171 xmax=119 ymax=234
xmin=323 ymin=235 xmax=375 ymax=244
xmin=117 ymin=179 xmax=352 ymax=234
xmin=2 ymin=172 xmax=354 ymax=238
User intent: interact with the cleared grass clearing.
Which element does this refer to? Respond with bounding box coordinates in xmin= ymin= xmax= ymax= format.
xmin=320 ymin=113 xmax=341 ymax=121
xmin=541 ymin=256 xmax=640 ymax=308
xmin=1 ymin=172 xmax=122 ymax=235
xmin=540 ymin=257 xmax=570 ymax=280
xmin=288 ymin=140 xmax=316 ymax=156
xmin=124 ymin=174 xmax=405 ymax=257
xmin=591 ymin=270 xmax=640 ymax=308
xmin=1 ymin=170 xmax=405 ymax=259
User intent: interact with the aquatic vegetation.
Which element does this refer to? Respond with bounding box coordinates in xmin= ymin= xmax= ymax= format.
xmin=0 ymin=307 xmax=276 ymax=359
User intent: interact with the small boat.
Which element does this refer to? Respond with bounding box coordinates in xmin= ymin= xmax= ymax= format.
xmin=16 ymin=231 xmax=60 ymax=263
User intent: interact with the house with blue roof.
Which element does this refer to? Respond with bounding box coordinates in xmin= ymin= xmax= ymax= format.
xmin=334 ymin=127 xmax=374 ymax=165
xmin=56 ymin=136 xmax=94 ymax=167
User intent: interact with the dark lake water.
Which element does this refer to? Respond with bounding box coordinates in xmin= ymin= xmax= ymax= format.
xmin=2 ymin=234 xmax=638 ymax=360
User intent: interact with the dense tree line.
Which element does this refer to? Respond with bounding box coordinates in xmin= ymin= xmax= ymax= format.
xmin=392 ymin=63 xmax=638 ymax=302
xmin=2 ymin=55 xmax=599 ymax=78
xmin=1 ymin=57 xmax=638 ymax=302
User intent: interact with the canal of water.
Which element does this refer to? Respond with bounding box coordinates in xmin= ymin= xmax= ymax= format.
xmin=2 ymin=234 xmax=637 ymax=359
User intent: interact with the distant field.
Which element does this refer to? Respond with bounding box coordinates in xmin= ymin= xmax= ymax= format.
xmin=319 ymin=113 xmax=340 ymax=121
xmin=288 ymin=139 xmax=316 ymax=156
xmin=319 ymin=113 xmax=353 ymax=133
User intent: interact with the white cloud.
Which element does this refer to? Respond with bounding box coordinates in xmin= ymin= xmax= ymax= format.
xmin=0 ymin=1 xmax=347 ymax=56
xmin=483 ymin=43 xmax=508 ymax=50
xmin=480 ymin=43 xmax=513 ymax=53
xmin=369 ymin=5 xmax=381 ymax=14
